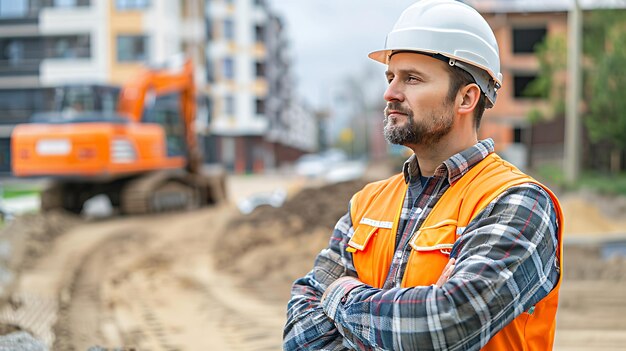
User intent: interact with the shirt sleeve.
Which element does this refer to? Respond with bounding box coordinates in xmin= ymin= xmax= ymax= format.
xmin=320 ymin=184 xmax=560 ymax=351
xmin=283 ymin=207 xmax=366 ymax=350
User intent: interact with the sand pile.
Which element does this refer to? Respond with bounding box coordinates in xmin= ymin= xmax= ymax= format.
xmin=215 ymin=180 xmax=367 ymax=302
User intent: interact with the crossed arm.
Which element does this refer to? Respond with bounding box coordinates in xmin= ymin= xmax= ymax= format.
xmin=283 ymin=184 xmax=560 ymax=351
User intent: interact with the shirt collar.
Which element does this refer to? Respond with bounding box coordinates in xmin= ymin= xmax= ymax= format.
xmin=402 ymin=139 xmax=495 ymax=184
xmin=402 ymin=153 xmax=420 ymax=184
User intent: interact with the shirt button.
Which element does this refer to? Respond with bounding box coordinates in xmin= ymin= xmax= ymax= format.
xmin=416 ymin=208 xmax=423 ymax=214
xmin=395 ymin=251 xmax=402 ymax=259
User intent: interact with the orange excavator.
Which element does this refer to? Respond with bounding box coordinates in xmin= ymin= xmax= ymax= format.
xmin=11 ymin=59 xmax=226 ymax=214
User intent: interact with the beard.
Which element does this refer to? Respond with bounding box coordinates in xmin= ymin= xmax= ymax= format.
xmin=383 ymin=101 xmax=454 ymax=147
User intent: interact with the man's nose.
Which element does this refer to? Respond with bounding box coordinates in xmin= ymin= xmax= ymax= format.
xmin=384 ymin=81 xmax=403 ymax=102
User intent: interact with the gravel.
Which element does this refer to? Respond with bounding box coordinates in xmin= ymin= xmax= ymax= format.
xmin=0 ymin=331 xmax=46 ymax=351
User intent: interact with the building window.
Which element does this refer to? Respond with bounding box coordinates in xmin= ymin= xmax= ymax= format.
xmin=224 ymin=95 xmax=235 ymax=115
xmin=46 ymin=35 xmax=90 ymax=59
xmin=206 ymin=58 xmax=214 ymax=83
xmin=513 ymin=73 xmax=542 ymax=99
xmin=224 ymin=19 xmax=234 ymax=40
xmin=202 ymin=96 xmax=212 ymax=124
xmin=255 ymin=61 xmax=265 ymax=77
xmin=205 ymin=18 xmax=213 ymax=40
xmin=0 ymin=138 xmax=10 ymax=173
xmin=117 ymin=35 xmax=148 ymax=62
xmin=53 ymin=0 xmax=75 ymax=7
xmin=0 ymin=88 xmax=54 ymax=124
xmin=512 ymin=27 xmax=547 ymax=54
xmin=0 ymin=0 xmax=29 ymax=18
xmin=513 ymin=126 xmax=523 ymax=144
xmin=255 ymin=25 xmax=265 ymax=43
xmin=255 ymin=98 xmax=265 ymax=114
xmin=223 ymin=57 xmax=234 ymax=79
xmin=0 ymin=38 xmax=43 ymax=75
xmin=116 ymin=0 xmax=150 ymax=10
xmin=52 ymin=0 xmax=90 ymax=7
xmin=1 ymin=40 xmax=25 ymax=63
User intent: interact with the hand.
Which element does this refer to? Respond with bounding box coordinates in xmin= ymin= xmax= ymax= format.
xmin=435 ymin=258 xmax=456 ymax=288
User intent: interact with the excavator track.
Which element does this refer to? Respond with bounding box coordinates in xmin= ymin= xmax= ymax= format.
xmin=38 ymin=168 xmax=226 ymax=216
xmin=40 ymin=181 xmax=94 ymax=214
xmin=120 ymin=170 xmax=201 ymax=215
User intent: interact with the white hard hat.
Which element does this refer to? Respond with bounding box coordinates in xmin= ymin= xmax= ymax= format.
xmin=369 ymin=0 xmax=502 ymax=108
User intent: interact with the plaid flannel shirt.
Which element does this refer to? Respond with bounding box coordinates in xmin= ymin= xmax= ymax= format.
xmin=283 ymin=139 xmax=560 ymax=351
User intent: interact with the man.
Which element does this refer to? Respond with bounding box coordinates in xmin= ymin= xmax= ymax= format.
xmin=283 ymin=0 xmax=563 ymax=350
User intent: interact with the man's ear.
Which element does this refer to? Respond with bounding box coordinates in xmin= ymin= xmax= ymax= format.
xmin=458 ymin=83 xmax=481 ymax=115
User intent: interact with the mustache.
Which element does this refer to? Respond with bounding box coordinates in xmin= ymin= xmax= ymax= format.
xmin=384 ymin=102 xmax=412 ymax=117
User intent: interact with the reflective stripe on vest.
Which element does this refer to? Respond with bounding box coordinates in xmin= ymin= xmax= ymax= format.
xmin=348 ymin=153 xmax=564 ymax=351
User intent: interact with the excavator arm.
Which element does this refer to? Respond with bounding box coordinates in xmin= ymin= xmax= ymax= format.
xmin=117 ymin=59 xmax=201 ymax=173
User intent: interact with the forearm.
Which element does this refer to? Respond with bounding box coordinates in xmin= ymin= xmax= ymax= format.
xmin=322 ymin=277 xmax=472 ymax=350
xmin=284 ymin=273 xmax=346 ymax=350
xmin=284 ymin=211 xmax=363 ymax=350
xmin=284 ymin=249 xmax=371 ymax=350
xmin=322 ymin=270 xmax=527 ymax=350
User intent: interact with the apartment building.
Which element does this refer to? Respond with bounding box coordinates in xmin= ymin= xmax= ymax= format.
xmin=464 ymin=0 xmax=626 ymax=169
xmin=0 ymin=0 xmax=186 ymax=173
xmin=264 ymin=13 xmax=316 ymax=166
xmin=205 ymin=0 xmax=316 ymax=173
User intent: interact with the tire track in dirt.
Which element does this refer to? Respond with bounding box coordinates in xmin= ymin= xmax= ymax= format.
xmin=53 ymin=231 xmax=148 ymax=350
xmin=51 ymin=207 xmax=285 ymax=350
xmin=0 ymin=216 xmax=144 ymax=348
xmin=177 ymin=260 xmax=285 ymax=351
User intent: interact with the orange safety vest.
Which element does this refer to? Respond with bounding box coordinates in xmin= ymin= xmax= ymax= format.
xmin=347 ymin=153 xmax=564 ymax=350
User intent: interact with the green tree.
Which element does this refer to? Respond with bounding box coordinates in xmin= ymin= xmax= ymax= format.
xmin=528 ymin=9 xmax=626 ymax=173
xmin=524 ymin=36 xmax=567 ymax=123
xmin=584 ymin=11 xmax=626 ymax=172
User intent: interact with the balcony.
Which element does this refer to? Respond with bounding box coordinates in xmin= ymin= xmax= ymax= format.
xmin=40 ymin=57 xmax=101 ymax=85
xmin=0 ymin=34 xmax=90 ymax=78
xmin=0 ymin=58 xmax=40 ymax=76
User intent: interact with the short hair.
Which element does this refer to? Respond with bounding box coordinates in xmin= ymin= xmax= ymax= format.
xmin=445 ymin=65 xmax=486 ymax=129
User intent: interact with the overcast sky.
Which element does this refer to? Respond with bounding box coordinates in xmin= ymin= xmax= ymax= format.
xmin=269 ymin=1 xmax=418 ymax=110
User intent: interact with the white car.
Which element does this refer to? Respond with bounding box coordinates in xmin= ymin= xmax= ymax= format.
xmin=294 ymin=150 xmax=359 ymax=181
xmin=237 ymin=189 xmax=287 ymax=215
xmin=294 ymin=154 xmax=328 ymax=178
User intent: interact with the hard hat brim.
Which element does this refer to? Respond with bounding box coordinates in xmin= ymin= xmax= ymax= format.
xmin=368 ymin=49 xmax=389 ymax=65
xmin=368 ymin=48 xmax=502 ymax=88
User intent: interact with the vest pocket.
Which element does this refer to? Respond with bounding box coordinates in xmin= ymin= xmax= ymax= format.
xmin=346 ymin=224 xmax=378 ymax=252
xmin=347 ymin=217 xmax=394 ymax=252
xmin=348 ymin=221 xmax=395 ymax=288
xmin=408 ymin=220 xmax=458 ymax=254
xmin=402 ymin=221 xmax=458 ymax=287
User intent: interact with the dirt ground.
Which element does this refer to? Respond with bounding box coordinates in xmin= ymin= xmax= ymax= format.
xmin=0 ymin=170 xmax=624 ymax=350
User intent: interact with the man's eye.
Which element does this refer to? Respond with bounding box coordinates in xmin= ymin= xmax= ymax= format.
xmin=407 ymin=76 xmax=420 ymax=82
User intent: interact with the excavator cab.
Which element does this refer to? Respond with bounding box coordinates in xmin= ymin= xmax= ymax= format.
xmin=142 ymin=92 xmax=188 ymax=158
